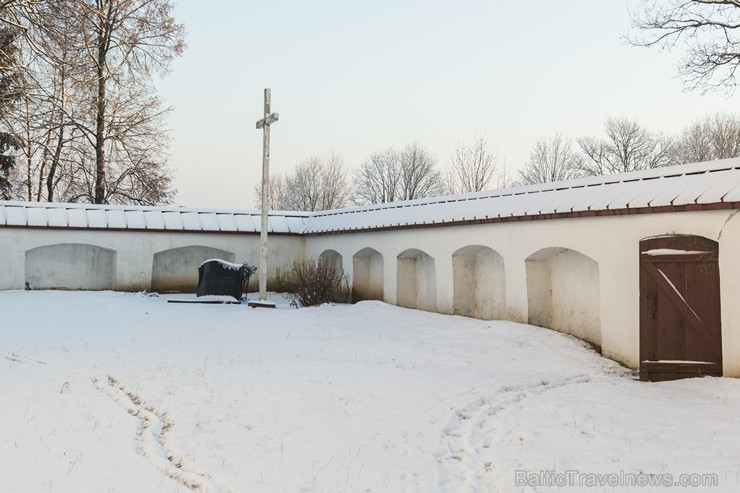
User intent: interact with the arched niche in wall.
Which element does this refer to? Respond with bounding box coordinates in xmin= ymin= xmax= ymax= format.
xmin=319 ymin=249 xmax=343 ymax=272
xmin=25 ymin=243 xmax=116 ymax=290
xmin=352 ymin=247 xmax=383 ymax=302
xmin=397 ymin=248 xmax=437 ymax=312
xmin=452 ymin=245 xmax=506 ymax=320
xmin=526 ymin=247 xmax=601 ymax=350
xmin=151 ymin=245 xmax=235 ymax=293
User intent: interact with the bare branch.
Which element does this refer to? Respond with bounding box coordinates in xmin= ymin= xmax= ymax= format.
xmin=673 ymin=111 xmax=740 ymax=162
xmin=445 ymin=135 xmax=497 ymax=194
xmin=519 ymin=134 xmax=583 ymax=185
xmin=629 ymin=0 xmax=740 ymax=93
xmin=576 ymin=118 xmax=675 ymax=176
xmin=262 ymin=153 xmax=352 ymax=212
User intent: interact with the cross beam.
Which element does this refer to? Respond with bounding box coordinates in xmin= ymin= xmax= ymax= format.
xmin=256 ymin=113 xmax=279 ymax=129
xmin=255 ymin=88 xmax=279 ymax=304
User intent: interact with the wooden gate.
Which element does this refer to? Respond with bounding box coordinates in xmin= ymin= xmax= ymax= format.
xmin=640 ymin=235 xmax=722 ymax=382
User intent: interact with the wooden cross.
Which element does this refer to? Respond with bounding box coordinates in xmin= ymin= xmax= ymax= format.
xmin=255 ymin=88 xmax=279 ymax=304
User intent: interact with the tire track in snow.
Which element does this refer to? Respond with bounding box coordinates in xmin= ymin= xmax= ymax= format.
xmin=2 ymin=352 xmax=234 ymax=493
xmin=435 ymin=375 xmax=592 ymax=492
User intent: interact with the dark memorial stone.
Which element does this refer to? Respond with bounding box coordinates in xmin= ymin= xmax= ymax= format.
xmin=196 ymin=259 xmax=246 ymax=301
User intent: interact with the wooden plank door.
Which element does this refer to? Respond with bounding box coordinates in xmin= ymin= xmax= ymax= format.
xmin=639 ymin=235 xmax=722 ymax=382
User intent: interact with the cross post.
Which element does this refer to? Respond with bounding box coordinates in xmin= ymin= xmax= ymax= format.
xmin=254 ymin=88 xmax=279 ymax=304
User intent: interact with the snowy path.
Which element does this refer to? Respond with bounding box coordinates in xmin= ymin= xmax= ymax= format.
xmin=94 ymin=374 xmax=235 ymax=493
xmin=1 ymin=351 xmax=233 ymax=493
xmin=2 ymin=291 xmax=740 ymax=492
xmin=435 ymin=374 xmax=594 ymax=491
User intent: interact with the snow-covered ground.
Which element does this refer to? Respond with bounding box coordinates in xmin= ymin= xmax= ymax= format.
xmin=1 ymin=291 xmax=739 ymax=492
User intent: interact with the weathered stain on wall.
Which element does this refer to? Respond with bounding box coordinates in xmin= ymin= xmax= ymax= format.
xmin=352 ymin=247 xmax=383 ymax=302
xmin=26 ymin=243 xmax=116 ymax=291
xmin=452 ymin=245 xmax=506 ymax=320
xmin=397 ymin=248 xmax=437 ymax=312
xmin=526 ymin=248 xmax=601 ymax=349
xmin=152 ymin=245 xmax=235 ymax=293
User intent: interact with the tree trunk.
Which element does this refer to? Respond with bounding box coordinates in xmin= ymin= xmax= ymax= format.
xmin=94 ymin=28 xmax=107 ymax=204
xmin=46 ymin=121 xmax=65 ymax=202
xmin=24 ymin=95 xmax=34 ymax=201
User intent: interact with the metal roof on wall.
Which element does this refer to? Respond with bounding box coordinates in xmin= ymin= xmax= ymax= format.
xmin=0 ymin=202 xmax=310 ymax=234
xmin=303 ymin=157 xmax=740 ymax=234
xmin=2 ymin=158 xmax=740 ymax=235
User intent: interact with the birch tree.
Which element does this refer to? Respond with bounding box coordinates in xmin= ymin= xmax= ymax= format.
xmin=2 ymin=1 xmax=87 ymax=202
xmin=68 ymin=0 xmax=184 ymax=204
xmin=0 ymin=25 xmax=20 ymax=199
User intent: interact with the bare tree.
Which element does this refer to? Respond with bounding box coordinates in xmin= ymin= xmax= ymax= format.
xmin=283 ymin=156 xmax=323 ymax=212
xmin=1 ymin=1 xmax=89 ymax=202
xmin=2 ymin=0 xmax=184 ymax=205
xmin=353 ymin=148 xmax=400 ymax=205
xmin=258 ymin=153 xmax=351 ymax=212
xmin=68 ymin=0 xmax=184 ymax=204
xmin=319 ymin=152 xmax=352 ymax=210
xmin=354 ymin=144 xmax=442 ymax=204
xmin=629 ymin=0 xmax=740 ymax=93
xmin=397 ymin=143 xmax=442 ymax=201
xmin=0 ymin=0 xmax=38 ymax=25
xmin=0 ymin=1 xmax=38 ymax=14
xmin=446 ymin=135 xmax=496 ymax=194
xmin=252 ymin=174 xmax=287 ymax=210
xmin=519 ymin=134 xmax=583 ymax=185
xmin=495 ymin=160 xmax=514 ymax=189
xmin=674 ymin=112 xmax=740 ymax=163
xmin=577 ymin=118 xmax=675 ymax=176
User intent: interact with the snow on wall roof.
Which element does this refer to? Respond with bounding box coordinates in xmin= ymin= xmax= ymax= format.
xmin=303 ymin=157 xmax=740 ymax=234
xmin=0 ymin=202 xmax=310 ymax=234
xmin=2 ymin=159 xmax=740 ymax=236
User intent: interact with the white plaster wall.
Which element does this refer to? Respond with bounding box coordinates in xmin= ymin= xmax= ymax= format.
xmin=26 ymin=243 xmax=116 ymax=290
xmin=396 ymin=255 xmax=418 ymax=309
xmin=550 ymin=250 xmax=601 ymax=347
xmin=151 ymin=245 xmax=235 ymax=293
xmin=452 ymin=246 xmax=506 ymax=320
xmin=0 ymin=229 xmax=304 ymax=292
xmin=4 ymin=208 xmax=740 ymax=375
xmin=304 ymin=209 xmax=740 ymax=374
xmin=305 ymin=233 xmax=396 ymax=304
xmin=719 ymin=210 xmax=740 ymax=377
xmin=526 ymin=257 xmax=552 ymax=328
xmin=526 ymin=248 xmax=601 ymax=349
xmin=1 ymin=230 xmax=33 ymax=290
xmin=453 ymin=255 xmax=479 ymax=317
xmin=396 ymin=249 xmax=437 ymax=312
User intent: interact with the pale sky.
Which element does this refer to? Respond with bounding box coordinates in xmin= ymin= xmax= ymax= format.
xmin=158 ymin=0 xmax=737 ymax=209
